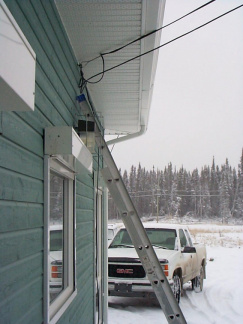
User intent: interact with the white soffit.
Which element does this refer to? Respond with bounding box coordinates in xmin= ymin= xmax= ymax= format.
xmin=55 ymin=0 xmax=165 ymax=135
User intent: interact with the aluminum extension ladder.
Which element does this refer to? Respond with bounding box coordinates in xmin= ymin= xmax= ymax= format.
xmin=96 ymin=135 xmax=187 ymax=324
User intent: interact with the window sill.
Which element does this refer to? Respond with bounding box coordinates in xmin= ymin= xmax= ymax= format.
xmin=49 ymin=289 xmax=77 ymax=324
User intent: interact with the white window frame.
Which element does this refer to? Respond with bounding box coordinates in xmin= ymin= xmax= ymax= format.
xmin=94 ymin=172 xmax=108 ymax=324
xmin=44 ymin=155 xmax=77 ymax=324
xmin=95 ymin=187 xmax=103 ymax=324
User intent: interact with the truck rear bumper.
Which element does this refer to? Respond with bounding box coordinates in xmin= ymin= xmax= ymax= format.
xmin=49 ymin=282 xmax=62 ymax=293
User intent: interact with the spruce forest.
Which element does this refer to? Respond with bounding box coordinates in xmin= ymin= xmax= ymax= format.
xmin=109 ymin=149 xmax=243 ymax=222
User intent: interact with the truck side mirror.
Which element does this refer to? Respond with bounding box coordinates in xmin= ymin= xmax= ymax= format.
xmin=182 ymin=246 xmax=196 ymax=253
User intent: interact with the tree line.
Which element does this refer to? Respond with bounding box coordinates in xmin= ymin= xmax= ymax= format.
xmin=109 ymin=149 xmax=243 ymax=221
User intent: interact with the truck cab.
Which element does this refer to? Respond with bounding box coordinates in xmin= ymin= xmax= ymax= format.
xmin=108 ymin=223 xmax=206 ymax=303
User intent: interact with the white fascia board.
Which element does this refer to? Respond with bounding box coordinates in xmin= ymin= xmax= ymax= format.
xmin=140 ymin=0 xmax=166 ymax=126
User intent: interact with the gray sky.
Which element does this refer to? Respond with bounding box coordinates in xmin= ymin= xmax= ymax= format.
xmin=110 ymin=0 xmax=243 ymax=172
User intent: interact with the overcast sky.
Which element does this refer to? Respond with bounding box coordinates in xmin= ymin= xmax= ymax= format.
xmin=110 ymin=0 xmax=243 ymax=173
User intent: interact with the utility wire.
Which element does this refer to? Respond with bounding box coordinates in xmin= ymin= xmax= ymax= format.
xmin=86 ymin=4 xmax=243 ymax=82
xmin=78 ymin=54 xmax=105 ymax=92
xmin=81 ymin=0 xmax=215 ymax=66
xmin=102 ymin=0 xmax=215 ymax=56
xmin=128 ymin=193 xmax=222 ymax=198
xmin=129 ymin=189 xmax=222 ymax=194
xmin=79 ymin=0 xmax=215 ymax=87
xmin=108 ymin=193 xmax=222 ymax=198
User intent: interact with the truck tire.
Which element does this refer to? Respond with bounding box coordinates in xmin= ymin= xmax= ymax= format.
xmin=192 ymin=265 xmax=204 ymax=293
xmin=172 ymin=274 xmax=181 ymax=303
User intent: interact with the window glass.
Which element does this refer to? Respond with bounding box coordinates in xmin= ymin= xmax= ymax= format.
xmin=109 ymin=228 xmax=177 ymax=250
xmin=179 ymin=229 xmax=188 ymax=247
xmin=50 ymin=230 xmax=63 ymax=252
xmin=49 ymin=173 xmax=64 ymax=303
xmin=108 ymin=229 xmax=114 ymax=240
xmin=184 ymin=229 xmax=193 ymax=246
xmin=109 ymin=229 xmax=132 ymax=246
xmin=46 ymin=157 xmax=76 ymax=322
xmin=50 ymin=173 xmax=64 ymax=223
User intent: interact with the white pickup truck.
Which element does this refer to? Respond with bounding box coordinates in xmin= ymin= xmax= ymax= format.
xmin=108 ymin=223 xmax=206 ymax=303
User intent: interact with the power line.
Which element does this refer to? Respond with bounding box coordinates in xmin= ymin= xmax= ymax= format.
xmin=86 ymin=4 xmax=243 ymax=82
xmin=79 ymin=0 xmax=215 ymax=89
xmin=102 ymin=0 xmax=216 ymax=56
xmin=81 ymin=0 xmax=215 ymax=66
xmin=78 ymin=54 xmax=105 ymax=92
xmin=129 ymin=189 xmax=221 ymax=194
xmin=109 ymin=193 xmax=221 ymax=199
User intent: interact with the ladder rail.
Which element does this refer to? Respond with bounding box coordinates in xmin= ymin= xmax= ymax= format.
xmin=98 ymin=138 xmax=187 ymax=324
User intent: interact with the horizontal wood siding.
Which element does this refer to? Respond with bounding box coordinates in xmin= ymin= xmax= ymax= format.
xmin=0 ymin=201 xmax=43 ymax=233
xmin=1 ymin=1 xmax=95 ymax=324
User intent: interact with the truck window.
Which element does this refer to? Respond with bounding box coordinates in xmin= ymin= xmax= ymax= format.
xmin=184 ymin=229 xmax=193 ymax=246
xmin=179 ymin=229 xmax=188 ymax=248
xmin=50 ymin=230 xmax=63 ymax=251
xmin=110 ymin=228 xmax=177 ymax=250
xmin=110 ymin=229 xmax=133 ymax=246
xmin=108 ymin=229 xmax=114 ymax=240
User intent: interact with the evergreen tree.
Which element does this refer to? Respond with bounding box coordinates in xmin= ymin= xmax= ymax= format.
xmin=123 ymin=169 xmax=130 ymax=191
xmin=158 ymin=170 xmax=166 ymax=215
xmin=210 ymin=157 xmax=220 ymax=217
xmin=231 ymin=168 xmax=238 ymax=216
xmin=136 ymin=163 xmax=145 ymax=216
xmin=144 ymin=170 xmax=152 ymax=215
xmin=110 ymin=149 xmax=243 ymax=221
xmin=234 ymin=149 xmax=243 ymax=218
xmin=149 ymin=166 xmax=157 ymax=216
xmin=177 ymin=167 xmax=189 ymax=216
xmin=219 ymin=159 xmax=232 ymax=222
xmin=191 ymin=169 xmax=200 ymax=218
xmin=200 ymin=166 xmax=211 ymax=218
xmin=129 ymin=165 xmax=136 ymax=194
xmin=164 ymin=163 xmax=175 ymax=216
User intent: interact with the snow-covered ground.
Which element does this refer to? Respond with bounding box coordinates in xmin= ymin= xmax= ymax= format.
xmin=108 ymin=223 xmax=243 ymax=324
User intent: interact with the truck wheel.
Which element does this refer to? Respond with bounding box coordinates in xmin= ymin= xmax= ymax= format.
xmin=193 ymin=265 xmax=204 ymax=293
xmin=172 ymin=274 xmax=181 ymax=303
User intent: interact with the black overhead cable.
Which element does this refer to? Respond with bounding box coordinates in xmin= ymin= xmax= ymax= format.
xmin=78 ymin=54 xmax=105 ymax=92
xmin=80 ymin=0 xmax=215 ymax=67
xmin=101 ymin=0 xmax=216 ymax=56
xmin=78 ymin=0 xmax=216 ymax=90
xmin=84 ymin=4 xmax=243 ymax=83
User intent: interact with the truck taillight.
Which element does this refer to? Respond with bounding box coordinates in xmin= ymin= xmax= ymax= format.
xmin=163 ymin=264 xmax=169 ymax=276
xmin=159 ymin=260 xmax=169 ymax=276
xmin=51 ymin=264 xmax=62 ymax=278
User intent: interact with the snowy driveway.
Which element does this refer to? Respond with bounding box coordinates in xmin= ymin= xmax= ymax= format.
xmin=108 ymin=244 xmax=243 ymax=324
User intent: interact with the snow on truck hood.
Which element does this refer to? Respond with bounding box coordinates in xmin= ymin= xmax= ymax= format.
xmin=108 ymin=246 xmax=178 ymax=261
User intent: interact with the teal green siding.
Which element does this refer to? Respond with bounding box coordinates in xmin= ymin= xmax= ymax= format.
xmin=0 ymin=1 xmax=96 ymax=323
